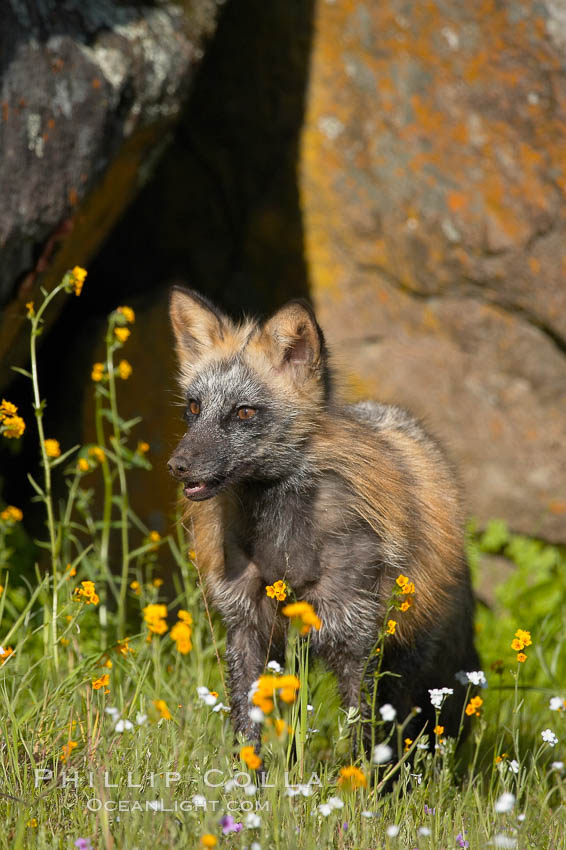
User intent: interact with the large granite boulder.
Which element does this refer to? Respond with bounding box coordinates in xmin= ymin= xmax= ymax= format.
xmin=299 ymin=0 xmax=566 ymax=541
xmin=0 ymin=0 xmax=218 ymax=385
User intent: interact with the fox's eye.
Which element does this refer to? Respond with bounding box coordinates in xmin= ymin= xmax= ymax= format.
xmin=188 ymin=400 xmax=201 ymax=416
xmin=237 ymin=406 xmax=257 ymax=421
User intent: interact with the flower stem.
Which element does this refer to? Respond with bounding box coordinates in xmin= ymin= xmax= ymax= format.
xmin=29 ymin=284 xmax=65 ymax=672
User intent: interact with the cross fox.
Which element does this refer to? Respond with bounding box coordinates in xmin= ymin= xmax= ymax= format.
xmin=167 ymin=287 xmax=480 ymax=755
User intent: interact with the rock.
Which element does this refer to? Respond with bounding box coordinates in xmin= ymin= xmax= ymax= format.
xmin=298 ymin=0 xmax=566 ymax=541
xmin=3 ymin=0 xmax=565 ymax=546
xmin=0 ymin=0 xmax=218 ymax=385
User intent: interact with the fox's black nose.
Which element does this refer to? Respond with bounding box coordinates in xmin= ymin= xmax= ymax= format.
xmin=168 ymin=455 xmax=189 ymax=480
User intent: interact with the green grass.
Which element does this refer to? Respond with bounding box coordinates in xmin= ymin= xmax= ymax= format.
xmin=0 ymin=273 xmax=564 ymax=849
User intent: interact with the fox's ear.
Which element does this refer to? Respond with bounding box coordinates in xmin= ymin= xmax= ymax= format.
xmin=262 ymin=299 xmax=327 ymax=382
xmin=169 ymin=287 xmax=229 ymax=361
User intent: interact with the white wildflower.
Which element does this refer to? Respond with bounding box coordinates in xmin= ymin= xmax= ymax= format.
xmin=361 ymin=810 xmax=374 ymax=818
xmin=494 ymin=792 xmax=515 ymax=813
xmin=192 ymin=794 xmax=207 ymax=807
xmin=411 ymin=773 xmax=423 ymax=785
xmin=418 ymin=826 xmax=431 ymax=836
xmin=508 ymin=760 xmax=519 ymax=774
xmin=373 ymin=743 xmax=393 ymax=764
xmin=245 ymin=812 xmax=261 ymax=828
xmin=244 ymin=783 xmax=257 ymax=796
xmin=249 ymin=707 xmax=265 ymax=724
xmin=136 ymin=711 xmax=147 ymax=725
xmin=105 ymin=707 xmax=120 ymax=718
xmin=541 ymin=728 xmax=558 ymax=746
xmin=492 ymin=835 xmax=517 ymax=848
xmin=114 ymin=718 xmax=133 ymax=733
xmin=379 ymin=703 xmax=397 ymax=722
xmin=551 ymin=761 xmax=564 ymax=772
xmin=327 ymin=796 xmax=344 ymax=809
xmin=386 ymin=824 xmax=400 ymax=837
xmin=266 ymin=660 xmax=282 ymax=673
xmin=549 ymin=697 xmax=565 ymax=712
xmin=429 ymin=688 xmax=454 ymax=709
xmin=466 ymin=670 xmax=487 ymax=687
xmin=197 ymin=686 xmax=217 ymax=706
xmin=285 ymin=784 xmax=313 ymax=797
xmin=318 ymin=803 xmax=332 ymax=817
xmin=251 ymin=844 xmax=261 ymax=850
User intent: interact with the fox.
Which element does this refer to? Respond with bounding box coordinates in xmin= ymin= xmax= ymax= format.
xmin=167 ymin=286 xmax=480 ymax=757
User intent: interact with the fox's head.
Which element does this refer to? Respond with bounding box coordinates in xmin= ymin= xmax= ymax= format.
xmin=167 ymin=287 xmax=331 ymax=500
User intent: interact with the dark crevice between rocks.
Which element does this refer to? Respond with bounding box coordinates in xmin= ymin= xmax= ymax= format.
xmin=0 ymin=0 xmax=316 ymax=547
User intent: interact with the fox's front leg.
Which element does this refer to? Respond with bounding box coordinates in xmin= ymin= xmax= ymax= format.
xmin=225 ymin=623 xmax=268 ymax=745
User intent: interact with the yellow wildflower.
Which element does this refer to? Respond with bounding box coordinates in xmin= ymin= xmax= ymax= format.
xmin=402 ymin=581 xmax=415 ymax=595
xmin=240 ymin=745 xmax=262 ymax=770
xmin=0 ymin=586 xmax=3 ymax=596
xmin=148 ymin=530 xmax=161 ymax=546
xmin=74 ymin=580 xmax=99 ymax=605
xmin=0 ymin=400 xmax=18 ymax=418
xmin=88 ymin=445 xmax=105 ymax=463
xmin=103 ymin=658 xmax=113 ymax=668
xmin=170 ymin=614 xmax=193 ymax=654
xmin=266 ymin=579 xmax=288 ymax=601
xmin=66 ymin=563 xmax=76 ymax=577
xmin=251 ymin=674 xmax=300 ymax=713
xmin=25 ymin=301 xmax=34 ymax=318
xmin=495 ymin=753 xmax=508 ymax=764
xmin=434 ymin=724 xmax=444 ymax=736
xmin=178 ymin=609 xmax=193 ymax=624
xmin=200 ymin=836 xmax=217 ymax=849
xmin=143 ymin=603 xmax=168 ymax=635
xmin=44 ymin=439 xmax=61 ymax=458
xmin=77 ymin=457 xmax=90 ymax=472
xmin=117 ymin=305 xmax=135 ymax=323
xmin=130 ymin=580 xmax=141 ymax=596
xmin=465 ymin=696 xmax=483 ymax=717
xmin=92 ymin=673 xmax=110 ymax=690
xmin=1 ymin=414 xmax=26 ymax=438
xmin=154 ymin=699 xmax=171 ymax=719
xmin=396 ymin=574 xmax=409 ymax=588
xmin=153 ymin=577 xmax=163 ymax=588
xmin=137 ymin=440 xmax=150 ymax=453
xmin=404 ymin=737 xmax=413 ymax=752
xmin=386 ymin=619 xmax=397 ymax=635
xmin=60 ymin=637 xmax=70 ymax=646
xmin=91 ymin=362 xmax=104 ymax=382
xmin=517 ymin=652 xmax=527 ymax=663
xmin=116 ymin=638 xmax=134 ymax=657
xmin=114 ymin=327 xmax=130 ymax=343
xmin=70 ymin=266 xmax=87 ymax=296
xmin=27 ymin=818 xmax=38 ymax=828
xmin=274 ymin=718 xmax=292 ymax=737
xmin=0 ymin=647 xmax=14 ymax=664
xmin=282 ymin=601 xmax=322 ymax=633
xmin=338 ymin=765 xmax=367 ymax=789
xmin=400 ymin=599 xmax=412 ymax=612
xmin=1 ymin=505 xmax=23 ymax=522
xmin=515 ymin=628 xmax=532 ymax=647
xmin=117 ymin=359 xmax=132 ymax=380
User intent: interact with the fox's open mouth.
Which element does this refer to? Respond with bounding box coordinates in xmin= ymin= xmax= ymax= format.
xmin=183 ymin=480 xmax=220 ymax=501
